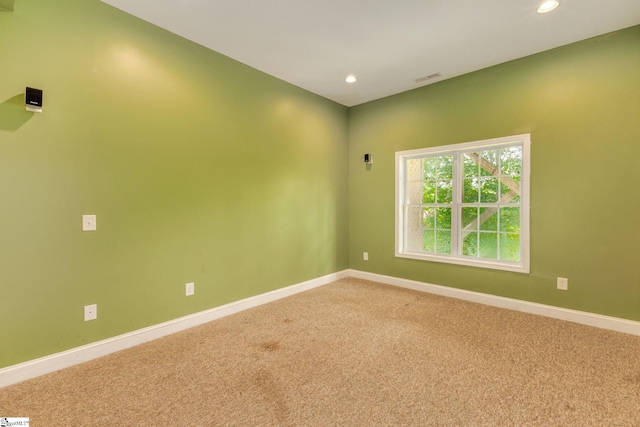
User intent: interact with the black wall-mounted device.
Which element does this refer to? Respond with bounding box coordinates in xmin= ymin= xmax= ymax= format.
xmin=364 ymin=153 xmax=373 ymax=164
xmin=25 ymin=87 xmax=43 ymax=112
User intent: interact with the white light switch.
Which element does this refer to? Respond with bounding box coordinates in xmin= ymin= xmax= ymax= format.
xmin=82 ymin=215 xmax=96 ymax=231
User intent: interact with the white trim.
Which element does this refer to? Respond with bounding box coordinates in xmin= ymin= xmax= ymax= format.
xmin=0 ymin=270 xmax=349 ymax=389
xmin=5 ymin=268 xmax=639 ymax=389
xmin=348 ymin=269 xmax=640 ymax=337
xmin=395 ymin=133 xmax=532 ymax=157
xmin=395 ymin=251 xmax=527 ymax=273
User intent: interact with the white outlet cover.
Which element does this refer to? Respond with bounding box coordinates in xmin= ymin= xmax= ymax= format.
xmin=186 ymin=282 xmax=195 ymax=296
xmin=84 ymin=304 xmax=97 ymax=321
xmin=557 ymin=277 xmax=568 ymax=291
xmin=363 ymin=252 xmax=369 ymax=261
xmin=82 ymin=215 xmax=97 ymax=231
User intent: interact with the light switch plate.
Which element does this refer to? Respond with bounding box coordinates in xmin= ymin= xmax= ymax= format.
xmin=82 ymin=215 xmax=96 ymax=231
xmin=186 ymin=282 xmax=195 ymax=296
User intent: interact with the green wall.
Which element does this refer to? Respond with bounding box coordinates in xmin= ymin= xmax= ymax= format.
xmin=0 ymin=0 xmax=349 ymax=368
xmin=349 ymin=26 xmax=640 ymax=321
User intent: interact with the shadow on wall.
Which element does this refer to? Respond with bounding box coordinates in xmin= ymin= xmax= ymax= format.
xmin=0 ymin=94 xmax=34 ymax=132
xmin=0 ymin=0 xmax=15 ymax=11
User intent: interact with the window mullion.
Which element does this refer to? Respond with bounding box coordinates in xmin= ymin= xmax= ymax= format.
xmin=451 ymin=152 xmax=461 ymax=256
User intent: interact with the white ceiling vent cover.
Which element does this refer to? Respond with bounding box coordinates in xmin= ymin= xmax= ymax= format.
xmin=415 ymin=73 xmax=442 ymax=83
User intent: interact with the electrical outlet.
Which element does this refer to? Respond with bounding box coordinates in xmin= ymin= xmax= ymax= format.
xmin=186 ymin=282 xmax=195 ymax=296
xmin=82 ymin=214 xmax=97 ymax=231
xmin=84 ymin=304 xmax=97 ymax=321
xmin=363 ymin=252 xmax=369 ymax=261
xmin=557 ymin=277 xmax=568 ymax=291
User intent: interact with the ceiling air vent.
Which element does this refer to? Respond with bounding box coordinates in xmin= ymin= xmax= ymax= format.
xmin=415 ymin=73 xmax=442 ymax=84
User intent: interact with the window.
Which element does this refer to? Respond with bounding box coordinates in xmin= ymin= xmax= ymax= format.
xmin=395 ymin=134 xmax=530 ymax=273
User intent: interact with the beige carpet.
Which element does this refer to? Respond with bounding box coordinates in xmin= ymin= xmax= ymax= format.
xmin=1 ymin=278 xmax=640 ymax=426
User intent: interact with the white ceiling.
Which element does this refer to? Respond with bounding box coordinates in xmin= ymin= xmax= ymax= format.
xmin=100 ymin=0 xmax=640 ymax=107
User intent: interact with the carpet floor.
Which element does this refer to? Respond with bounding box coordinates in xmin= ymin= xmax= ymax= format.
xmin=1 ymin=278 xmax=640 ymax=426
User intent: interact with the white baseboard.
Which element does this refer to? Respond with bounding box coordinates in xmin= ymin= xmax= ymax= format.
xmin=0 ymin=270 xmax=349 ymax=389
xmin=4 ymin=268 xmax=638 ymax=389
xmin=349 ymin=269 xmax=640 ymax=337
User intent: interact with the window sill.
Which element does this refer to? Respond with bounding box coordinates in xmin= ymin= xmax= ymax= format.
xmin=396 ymin=251 xmax=529 ymax=274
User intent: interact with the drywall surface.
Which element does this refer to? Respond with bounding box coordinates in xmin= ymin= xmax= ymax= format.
xmin=348 ymin=26 xmax=640 ymax=321
xmin=0 ymin=0 xmax=348 ymax=368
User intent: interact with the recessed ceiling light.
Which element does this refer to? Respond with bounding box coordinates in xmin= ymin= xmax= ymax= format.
xmin=537 ymin=1 xmax=560 ymax=13
xmin=345 ymin=75 xmax=357 ymax=83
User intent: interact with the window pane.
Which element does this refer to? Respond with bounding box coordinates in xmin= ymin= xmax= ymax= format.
xmin=424 ymin=157 xmax=438 ymax=180
xmin=479 ymin=150 xmax=499 ymax=177
xmin=436 ymin=180 xmax=453 ymax=203
xmin=480 ymin=178 xmax=499 ymax=203
xmin=423 ymin=208 xmax=435 ymax=229
xmin=462 ymin=207 xmax=478 ymax=230
xmin=507 ymin=176 xmax=521 ymax=203
xmin=438 ymin=156 xmax=453 ymax=180
xmin=424 ymin=179 xmax=436 ymax=203
xmin=436 ymin=230 xmax=451 ymax=255
xmin=436 ymin=207 xmax=451 ymax=230
xmin=406 ymin=158 xmax=423 ymax=181
xmin=463 ymin=153 xmax=478 ymax=178
xmin=407 ymin=181 xmax=423 ymax=204
xmin=423 ymin=229 xmax=435 ymax=253
xmin=479 ymin=232 xmax=498 ymax=259
xmin=479 ymin=207 xmax=498 ymax=231
xmin=406 ymin=207 xmax=422 ymax=251
xmin=500 ymin=207 xmax=520 ymax=232
xmin=463 ymin=178 xmax=478 ymax=203
xmin=500 ymin=233 xmax=520 ymax=262
xmin=499 ymin=180 xmax=519 ymax=202
xmin=500 ymin=147 xmax=522 ymax=175
xmin=463 ymin=232 xmax=478 ymax=257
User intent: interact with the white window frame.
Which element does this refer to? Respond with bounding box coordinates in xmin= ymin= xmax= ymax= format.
xmin=395 ymin=134 xmax=531 ymax=273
